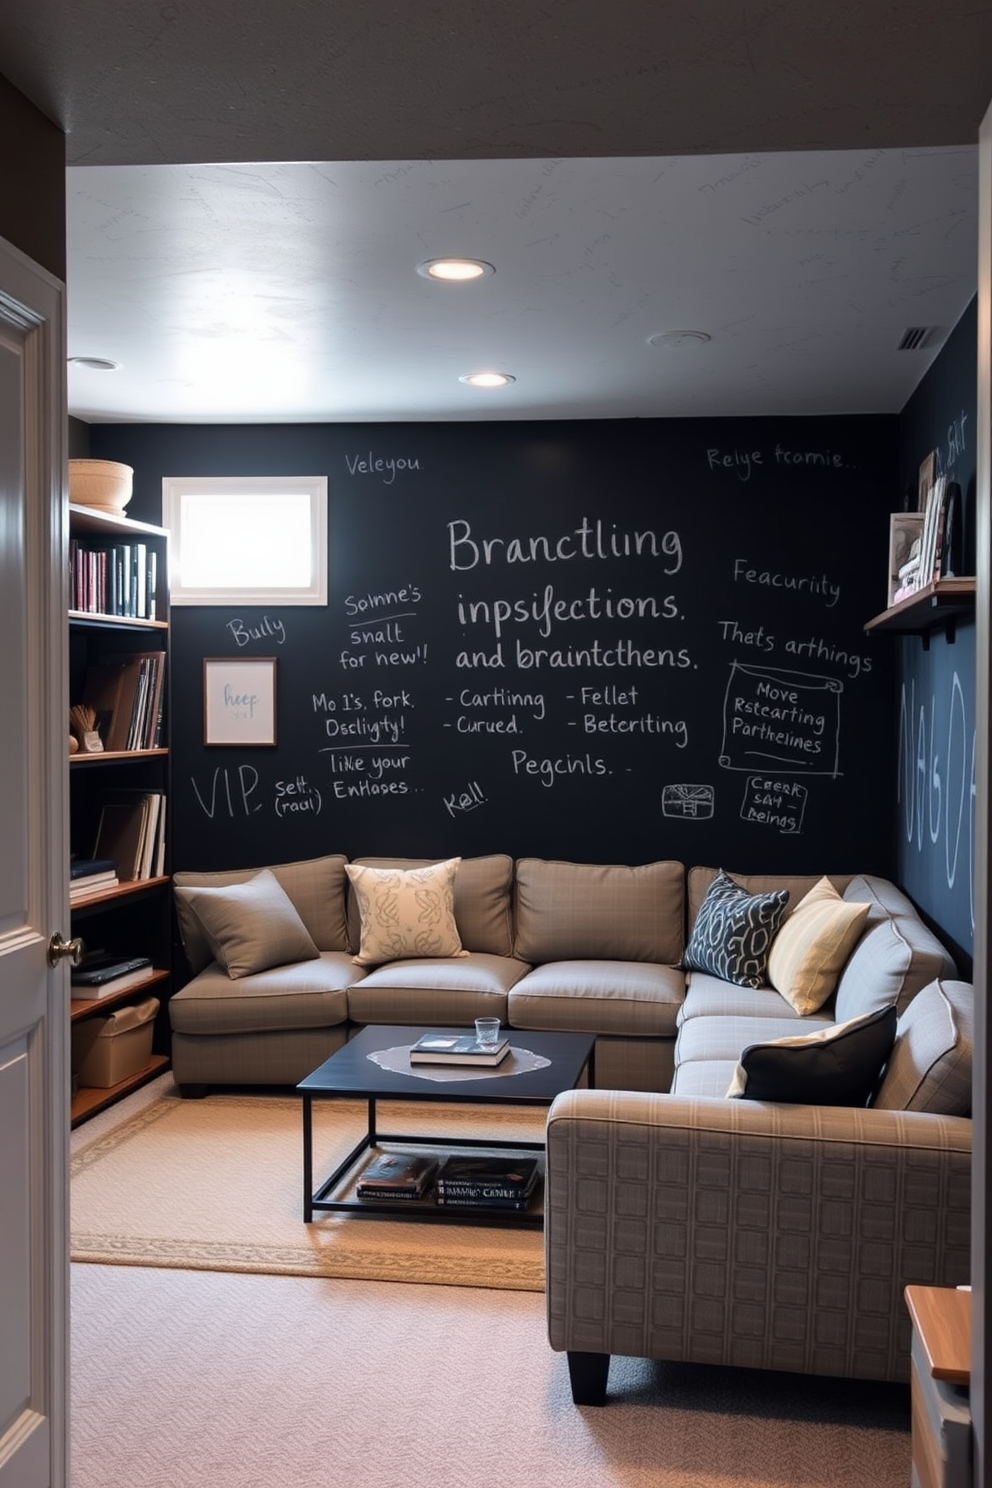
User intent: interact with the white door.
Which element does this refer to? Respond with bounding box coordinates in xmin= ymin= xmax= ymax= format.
xmin=0 ymin=237 xmax=69 ymax=1485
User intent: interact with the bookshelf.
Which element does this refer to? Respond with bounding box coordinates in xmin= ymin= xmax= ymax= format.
xmin=68 ymin=502 xmax=172 ymax=1126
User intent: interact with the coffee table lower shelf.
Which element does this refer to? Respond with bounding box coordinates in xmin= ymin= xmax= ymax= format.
xmin=304 ymin=1098 xmax=545 ymax=1228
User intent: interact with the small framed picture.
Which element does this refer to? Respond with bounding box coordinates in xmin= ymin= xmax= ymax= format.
xmin=203 ymin=658 xmax=277 ymax=746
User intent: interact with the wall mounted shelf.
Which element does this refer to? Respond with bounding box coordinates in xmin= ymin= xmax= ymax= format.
xmin=864 ymin=577 xmax=976 ymax=646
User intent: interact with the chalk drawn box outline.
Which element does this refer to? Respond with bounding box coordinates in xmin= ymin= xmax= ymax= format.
xmin=203 ymin=657 xmax=278 ymax=746
xmin=661 ymin=784 xmax=714 ymax=820
xmin=719 ymin=663 xmax=842 ymax=778
xmin=740 ymin=774 xmax=808 ymax=835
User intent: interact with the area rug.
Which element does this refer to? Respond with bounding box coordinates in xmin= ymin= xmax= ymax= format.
xmin=71 ymin=1086 xmax=546 ymax=1290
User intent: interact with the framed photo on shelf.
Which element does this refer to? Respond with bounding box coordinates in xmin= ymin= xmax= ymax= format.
xmin=888 ymin=512 xmax=924 ymax=606
xmin=203 ymin=657 xmax=277 ymax=746
xmin=917 ymin=451 xmax=937 ymax=511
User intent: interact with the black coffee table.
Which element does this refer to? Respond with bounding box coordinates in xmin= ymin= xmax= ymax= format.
xmin=298 ymin=1024 xmax=596 ymax=1227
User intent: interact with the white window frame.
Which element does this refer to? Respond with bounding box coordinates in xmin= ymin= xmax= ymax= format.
xmin=162 ymin=475 xmax=328 ymax=606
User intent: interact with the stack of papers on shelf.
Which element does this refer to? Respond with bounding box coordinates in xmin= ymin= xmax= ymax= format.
xmin=70 ymin=953 xmax=154 ymax=1000
xmin=69 ymin=857 xmax=120 ymax=902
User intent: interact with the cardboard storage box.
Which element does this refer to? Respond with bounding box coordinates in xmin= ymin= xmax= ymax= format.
xmin=72 ymin=996 xmax=160 ymax=1088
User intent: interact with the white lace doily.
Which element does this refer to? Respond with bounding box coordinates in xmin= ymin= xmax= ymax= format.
xmin=367 ymin=1043 xmax=551 ymax=1083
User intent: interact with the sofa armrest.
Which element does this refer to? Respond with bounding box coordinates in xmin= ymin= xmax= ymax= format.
xmin=545 ymin=1090 xmax=971 ymax=1390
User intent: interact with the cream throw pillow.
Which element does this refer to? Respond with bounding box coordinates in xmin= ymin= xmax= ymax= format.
xmin=768 ymin=877 xmax=870 ymax=1015
xmin=346 ymin=858 xmax=468 ymax=966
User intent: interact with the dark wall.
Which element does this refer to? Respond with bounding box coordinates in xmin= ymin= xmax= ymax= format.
xmin=92 ymin=414 xmax=898 ymax=879
xmin=895 ymin=298 xmax=978 ymax=970
xmin=0 ymin=73 xmax=65 ymax=279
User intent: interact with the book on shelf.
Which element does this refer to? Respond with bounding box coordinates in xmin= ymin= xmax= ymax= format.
xmin=69 ymin=536 xmax=159 ymax=620
xmin=69 ymin=856 xmax=118 ymax=881
xmin=435 ymin=1155 xmax=539 ymax=1205
xmin=92 ymin=790 xmax=166 ymax=882
xmin=79 ymin=650 xmax=166 ymax=753
xmin=69 ymin=871 xmax=120 ymax=902
xmin=70 ymin=954 xmax=154 ymax=999
xmin=355 ymin=1151 xmax=439 ymax=1199
xmin=409 ymin=1031 xmax=510 ymax=1066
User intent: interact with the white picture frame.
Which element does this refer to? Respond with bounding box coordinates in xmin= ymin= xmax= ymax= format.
xmin=203 ymin=657 xmax=278 ymax=746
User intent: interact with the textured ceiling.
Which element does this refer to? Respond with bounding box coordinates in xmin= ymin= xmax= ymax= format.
xmin=2 ymin=2 xmax=991 ymax=422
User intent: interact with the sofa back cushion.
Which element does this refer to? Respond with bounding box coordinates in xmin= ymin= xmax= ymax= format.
xmin=513 ymin=858 xmax=684 ymax=964
xmin=346 ymin=854 xmax=514 ymax=957
xmin=174 ymin=853 xmax=350 ymax=972
xmin=872 ymin=979 xmax=973 ymax=1115
xmin=687 ymin=868 xmax=856 ymax=931
xmin=833 ymin=874 xmax=958 ymax=1020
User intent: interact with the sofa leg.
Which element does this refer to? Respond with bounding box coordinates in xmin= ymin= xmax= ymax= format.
xmin=177 ymin=1083 xmax=208 ymax=1099
xmin=566 ymin=1350 xmax=610 ymax=1406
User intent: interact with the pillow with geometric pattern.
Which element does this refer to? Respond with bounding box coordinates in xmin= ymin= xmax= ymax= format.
xmin=682 ymin=869 xmax=789 ymax=989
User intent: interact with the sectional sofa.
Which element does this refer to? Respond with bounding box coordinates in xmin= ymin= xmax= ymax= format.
xmin=169 ymin=852 xmax=972 ymax=1393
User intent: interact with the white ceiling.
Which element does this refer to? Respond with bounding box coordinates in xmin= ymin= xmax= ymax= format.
xmin=65 ymin=148 xmax=978 ymax=423
xmin=2 ymin=1 xmax=990 ymax=424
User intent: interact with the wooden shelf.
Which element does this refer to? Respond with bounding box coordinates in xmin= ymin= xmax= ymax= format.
xmin=865 ymin=577 xmax=975 ymax=641
xmin=68 ymin=503 xmax=168 ymax=538
xmin=69 ymin=966 xmax=171 ymax=1021
xmin=70 ymin=609 xmax=168 ymax=631
xmin=70 ymin=747 xmax=169 ymax=765
xmin=71 ymin=1053 xmax=170 ymax=1127
xmin=69 ymin=875 xmax=170 ymax=914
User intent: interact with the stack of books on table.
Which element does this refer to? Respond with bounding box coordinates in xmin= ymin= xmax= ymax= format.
xmin=409 ymin=1031 xmax=510 ymax=1067
xmin=434 ymin=1155 xmax=540 ymax=1211
xmin=69 ymin=857 xmax=120 ymax=903
xmin=70 ymin=951 xmax=153 ymax=1000
xmin=355 ymin=1152 xmax=439 ymax=1201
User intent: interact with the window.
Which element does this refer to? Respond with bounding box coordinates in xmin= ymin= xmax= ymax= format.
xmin=162 ymin=475 xmax=328 ymax=605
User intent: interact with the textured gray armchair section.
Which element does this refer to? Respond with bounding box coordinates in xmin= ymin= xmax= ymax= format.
xmin=545 ymin=1089 xmax=971 ymax=1401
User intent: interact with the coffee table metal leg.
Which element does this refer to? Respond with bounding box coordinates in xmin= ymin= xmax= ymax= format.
xmin=302 ymin=1092 xmax=314 ymax=1222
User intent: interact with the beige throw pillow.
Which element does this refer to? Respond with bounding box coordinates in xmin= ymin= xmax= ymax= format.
xmin=768 ymin=876 xmax=870 ymax=1015
xmin=346 ymin=858 xmax=468 ymax=966
xmin=174 ymin=868 xmax=320 ymax=979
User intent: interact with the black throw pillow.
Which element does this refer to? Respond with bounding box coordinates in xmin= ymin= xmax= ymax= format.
xmin=727 ymin=1004 xmax=898 ymax=1107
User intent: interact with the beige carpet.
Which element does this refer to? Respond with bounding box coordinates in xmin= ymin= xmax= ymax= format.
xmin=71 ymin=1081 xmax=546 ymax=1289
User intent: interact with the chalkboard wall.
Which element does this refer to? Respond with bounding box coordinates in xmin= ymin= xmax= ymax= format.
xmin=895 ymin=298 xmax=977 ymax=968
xmin=92 ymin=415 xmax=898 ymax=880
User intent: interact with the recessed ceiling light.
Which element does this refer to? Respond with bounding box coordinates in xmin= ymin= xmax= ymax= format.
xmin=68 ymin=356 xmax=121 ymax=371
xmin=459 ymin=371 xmax=515 ymax=388
xmin=418 ymin=258 xmax=495 ymax=282
xmin=647 ymin=330 xmax=711 ymax=350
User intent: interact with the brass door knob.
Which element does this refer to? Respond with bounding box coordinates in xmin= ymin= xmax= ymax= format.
xmin=48 ymin=933 xmax=84 ymax=968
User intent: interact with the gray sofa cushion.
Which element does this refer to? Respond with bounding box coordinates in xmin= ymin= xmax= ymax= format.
xmin=873 ymin=979 xmax=973 ymax=1115
xmin=169 ymin=951 xmax=357 ymax=1036
xmin=834 ymin=875 xmax=958 ymax=1020
xmin=679 ymin=974 xmax=809 ymax=1025
xmin=174 ymin=853 xmax=351 ymax=971
xmin=345 ymin=951 xmax=527 ymax=1027
xmin=508 ymin=960 xmax=685 ymax=1038
xmin=675 ymin=1010 xmax=835 ymax=1068
xmin=513 ymin=857 xmax=684 ymax=964
xmin=347 ymin=854 xmax=514 ymax=956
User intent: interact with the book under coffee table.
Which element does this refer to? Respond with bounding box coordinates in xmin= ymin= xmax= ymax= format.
xmin=298 ymin=1024 xmax=596 ymax=1228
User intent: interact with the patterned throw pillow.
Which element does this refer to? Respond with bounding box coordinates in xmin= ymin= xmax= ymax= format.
xmin=727 ymin=1005 xmax=898 ymax=1106
xmin=682 ymin=869 xmax=789 ymax=988
xmin=346 ymin=857 xmax=469 ymax=966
